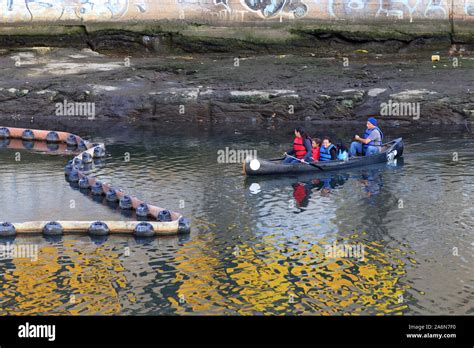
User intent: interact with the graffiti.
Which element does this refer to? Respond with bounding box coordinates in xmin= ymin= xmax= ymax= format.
xmin=241 ymin=0 xmax=308 ymax=18
xmin=376 ymin=0 xmax=421 ymax=20
xmin=466 ymin=0 xmax=474 ymax=15
xmin=424 ymin=0 xmax=446 ymax=18
xmin=75 ymin=0 xmax=130 ymax=20
xmin=326 ymin=0 xmax=451 ymax=19
xmin=207 ymin=8 xmax=247 ymax=20
xmin=135 ymin=1 xmax=146 ymax=12
xmin=214 ymin=0 xmax=230 ymax=10
xmin=2 ymin=0 xmax=144 ymax=21
xmin=2 ymin=0 xmax=473 ymax=22
xmin=328 ymin=0 xmax=369 ymax=17
xmin=25 ymin=0 xmax=65 ymax=21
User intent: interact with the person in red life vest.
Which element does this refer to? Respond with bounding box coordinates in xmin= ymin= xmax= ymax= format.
xmin=283 ymin=127 xmax=312 ymax=164
xmin=319 ymin=136 xmax=337 ymax=161
xmin=311 ymin=137 xmax=321 ymax=162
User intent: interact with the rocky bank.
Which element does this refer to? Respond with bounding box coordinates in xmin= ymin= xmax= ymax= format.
xmin=0 ymin=45 xmax=473 ymax=126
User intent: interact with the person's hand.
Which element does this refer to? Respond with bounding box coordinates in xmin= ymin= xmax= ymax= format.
xmin=355 ymin=135 xmax=360 ymax=141
xmin=301 ymin=160 xmax=306 ymax=164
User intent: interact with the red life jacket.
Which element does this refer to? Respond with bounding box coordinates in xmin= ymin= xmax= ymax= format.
xmin=312 ymin=147 xmax=320 ymax=161
xmin=293 ymin=137 xmax=307 ymax=159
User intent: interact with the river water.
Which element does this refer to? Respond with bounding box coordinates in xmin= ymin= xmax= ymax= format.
xmin=0 ymin=122 xmax=473 ymax=315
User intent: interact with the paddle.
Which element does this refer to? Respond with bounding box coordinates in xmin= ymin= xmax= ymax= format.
xmin=284 ymin=154 xmax=324 ymax=171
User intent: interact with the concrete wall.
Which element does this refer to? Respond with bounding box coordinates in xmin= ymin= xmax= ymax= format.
xmin=1 ymin=0 xmax=473 ymax=24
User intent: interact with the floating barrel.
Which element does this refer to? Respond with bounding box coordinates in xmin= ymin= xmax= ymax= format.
xmin=79 ymin=177 xmax=90 ymax=189
xmin=0 ymin=222 xmax=16 ymax=237
xmin=0 ymin=127 xmax=10 ymax=138
xmin=21 ymin=129 xmax=35 ymax=141
xmin=119 ymin=195 xmax=133 ymax=210
xmin=66 ymin=134 xmax=78 ymax=147
xmin=88 ymin=221 xmax=109 ymax=236
xmin=1 ymin=126 xmax=190 ymax=238
xmin=106 ymin=188 xmax=119 ymax=202
xmin=46 ymin=131 xmax=60 ymax=143
xmin=22 ymin=140 xmax=35 ymax=150
xmin=0 ymin=138 xmax=10 ymax=148
xmin=93 ymin=146 xmax=106 ymax=158
xmin=68 ymin=169 xmax=80 ymax=182
xmin=73 ymin=158 xmax=84 ymax=171
xmin=134 ymin=222 xmax=154 ymax=238
xmin=43 ymin=221 xmax=63 ymax=236
xmin=157 ymin=210 xmax=172 ymax=222
xmin=64 ymin=160 xmax=74 ymax=175
xmin=136 ymin=203 xmax=149 ymax=217
xmin=91 ymin=182 xmax=104 ymax=195
xmin=82 ymin=152 xmax=93 ymax=164
xmin=46 ymin=142 xmax=60 ymax=152
xmin=73 ymin=157 xmax=82 ymax=167
xmin=178 ymin=217 xmax=191 ymax=234
xmin=78 ymin=140 xmax=87 ymax=151
xmin=90 ymin=235 xmax=108 ymax=245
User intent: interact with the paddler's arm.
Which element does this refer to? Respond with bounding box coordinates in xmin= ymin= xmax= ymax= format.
xmin=354 ymin=135 xmax=371 ymax=145
xmin=301 ymin=138 xmax=313 ymax=163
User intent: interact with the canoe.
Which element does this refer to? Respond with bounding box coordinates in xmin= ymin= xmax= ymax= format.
xmin=243 ymin=138 xmax=404 ymax=176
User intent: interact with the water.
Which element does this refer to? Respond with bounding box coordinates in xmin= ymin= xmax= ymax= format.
xmin=0 ymin=122 xmax=473 ymax=315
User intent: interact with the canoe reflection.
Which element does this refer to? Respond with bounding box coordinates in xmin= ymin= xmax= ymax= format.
xmin=292 ymin=174 xmax=349 ymax=208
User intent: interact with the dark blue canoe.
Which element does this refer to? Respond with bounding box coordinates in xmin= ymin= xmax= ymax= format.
xmin=243 ymin=138 xmax=404 ymax=176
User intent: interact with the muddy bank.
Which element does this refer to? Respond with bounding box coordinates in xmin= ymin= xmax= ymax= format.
xmin=1 ymin=20 xmax=473 ymax=55
xmin=0 ymin=46 xmax=473 ymax=126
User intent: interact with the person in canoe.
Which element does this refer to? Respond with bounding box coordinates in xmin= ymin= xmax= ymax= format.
xmin=283 ymin=127 xmax=313 ymax=164
xmin=349 ymin=117 xmax=384 ymax=157
xmin=311 ymin=137 xmax=321 ymax=162
xmin=319 ymin=136 xmax=337 ymax=161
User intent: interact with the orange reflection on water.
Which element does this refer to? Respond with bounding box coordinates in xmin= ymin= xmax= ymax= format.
xmin=171 ymin=233 xmax=411 ymax=315
xmin=0 ymin=238 xmax=127 ymax=315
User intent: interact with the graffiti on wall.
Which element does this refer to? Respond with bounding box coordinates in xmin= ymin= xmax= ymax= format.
xmin=3 ymin=0 xmax=147 ymax=21
xmin=2 ymin=0 xmax=473 ymax=22
xmin=241 ymin=0 xmax=308 ymax=18
xmin=466 ymin=0 xmax=474 ymax=15
xmin=326 ymin=0 xmax=449 ymax=20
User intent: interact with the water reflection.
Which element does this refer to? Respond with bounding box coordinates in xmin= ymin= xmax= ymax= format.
xmin=292 ymin=175 xmax=350 ymax=208
xmin=171 ymin=232 xmax=412 ymax=315
xmin=0 ymin=124 xmax=472 ymax=315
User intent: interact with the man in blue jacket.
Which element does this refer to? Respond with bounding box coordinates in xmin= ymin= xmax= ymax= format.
xmin=349 ymin=117 xmax=384 ymax=157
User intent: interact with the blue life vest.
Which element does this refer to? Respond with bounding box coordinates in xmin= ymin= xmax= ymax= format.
xmin=363 ymin=127 xmax=384 ymax=154
xmin=319 ymin=144 xmax=336 ymax=161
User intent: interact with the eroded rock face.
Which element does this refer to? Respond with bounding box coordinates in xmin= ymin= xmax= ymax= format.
xmin=0 ymin=47 xmax=472 ymax=125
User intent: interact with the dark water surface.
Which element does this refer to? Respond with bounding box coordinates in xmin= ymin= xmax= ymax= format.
xmin=0 ymin=122 xmax=473 ymax=315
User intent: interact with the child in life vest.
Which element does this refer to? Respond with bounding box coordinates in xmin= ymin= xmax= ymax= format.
xmin=311 ymin=138 xmax=321 ymax=162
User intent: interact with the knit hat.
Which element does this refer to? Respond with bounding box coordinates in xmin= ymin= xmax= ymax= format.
xmin=368 ymin=117 xmax=378 ymax=127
